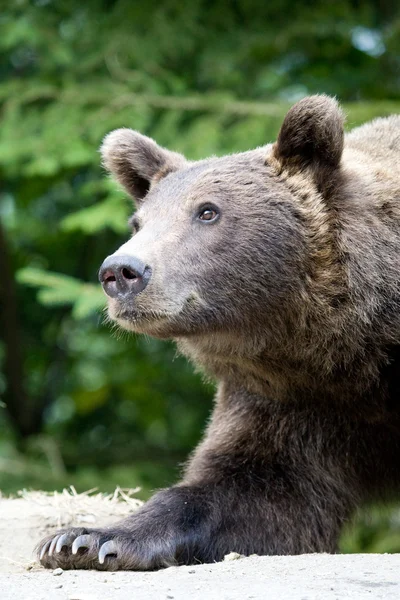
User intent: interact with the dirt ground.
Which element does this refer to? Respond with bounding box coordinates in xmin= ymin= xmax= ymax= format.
xmin=1 ymin=490 xmax=400 ymax=600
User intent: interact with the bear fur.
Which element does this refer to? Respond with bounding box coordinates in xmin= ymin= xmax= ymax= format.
xmin=38 ymin=95 xmax=400 ymax=569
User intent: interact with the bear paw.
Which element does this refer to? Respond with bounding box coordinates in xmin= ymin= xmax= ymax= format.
xmin=37 ymin=527 xmax=164 ymax=570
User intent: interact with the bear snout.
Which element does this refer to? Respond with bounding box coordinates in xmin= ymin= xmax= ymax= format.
xmin=98 ymin=254 xmax=151 ymax=298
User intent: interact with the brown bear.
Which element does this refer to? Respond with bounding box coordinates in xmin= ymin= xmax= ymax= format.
xmin=38 ymin=95 xmax=400 ymax=570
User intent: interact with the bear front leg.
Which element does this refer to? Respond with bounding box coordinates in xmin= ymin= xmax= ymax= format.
xmin=38 ymin=390 xmax=361 ymax=570
xmin=38 ymin=457 xmax=354 ymax=570
xmin=38 ymin=485 xmax=220 ymax=570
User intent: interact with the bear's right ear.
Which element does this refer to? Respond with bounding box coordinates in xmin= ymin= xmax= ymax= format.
xmin=100 ymin=129 xmax=187 ymax=203
xmin=273 ymin=95 xmax=345 ymax=172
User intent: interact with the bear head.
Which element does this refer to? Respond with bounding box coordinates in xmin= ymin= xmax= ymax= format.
xmin=99 ymin=95 xmax=346 ymax=378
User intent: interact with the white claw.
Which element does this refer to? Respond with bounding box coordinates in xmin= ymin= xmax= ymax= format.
xmin=98 ymin=540 xmax=118 ymax=564
xmin=55 ymin=533 xmax=71 ymax=554
xmin=71 ymin=534 xmax=92 ymax=555
xmin=48 ymin=535 xmax=61 ymax=557
xmin=39 ymin=540 xmax=51 ymax=561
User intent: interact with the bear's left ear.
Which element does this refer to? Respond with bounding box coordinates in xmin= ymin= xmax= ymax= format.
xmin=273 ymin=95 xmax=345 ymax=172
xmin=100 ymin=129 xmax=187 ymax=204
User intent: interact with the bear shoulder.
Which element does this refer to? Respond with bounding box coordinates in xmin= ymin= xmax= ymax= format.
xmin=344 ymin=115 xmax=400 ymax=172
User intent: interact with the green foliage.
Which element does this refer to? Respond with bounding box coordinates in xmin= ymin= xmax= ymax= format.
xmin=60 ymin=181 xmax=131 ymax=235
xmin=16 ymin=267 xmax=105 ymax=318
xmin=0 ymin=0 xmax=399 ymax=554
xmin=340 ymin=506 xmax=400 ymax=554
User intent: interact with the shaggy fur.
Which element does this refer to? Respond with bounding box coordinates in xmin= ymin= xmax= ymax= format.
xmin=38 ymin=95 xmax=400 ymax=570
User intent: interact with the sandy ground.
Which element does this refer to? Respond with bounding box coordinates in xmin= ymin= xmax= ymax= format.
xmin=1 ymin=491 xmax=400 ymax=599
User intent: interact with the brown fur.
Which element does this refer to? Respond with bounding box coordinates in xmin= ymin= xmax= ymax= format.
xmin=37 ymin=95 xmax=400 ymax=570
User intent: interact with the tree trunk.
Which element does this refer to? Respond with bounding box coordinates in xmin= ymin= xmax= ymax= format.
xmin=0 ymin=217 xmax=43 ymax=438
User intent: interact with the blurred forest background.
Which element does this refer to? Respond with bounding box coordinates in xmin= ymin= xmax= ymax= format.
xmin=1 ymin=0 xmax=400 ymax=553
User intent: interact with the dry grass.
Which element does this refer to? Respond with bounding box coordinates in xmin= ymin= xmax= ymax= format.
xmin=17 ymin=486 xmax=143 ymax=528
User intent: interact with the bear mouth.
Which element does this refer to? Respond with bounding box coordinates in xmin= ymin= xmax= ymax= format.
xmin=113 ymin=308 xmax=172 ymax=323
xmin=111 ymin=307 xmax=180 ymax=338
xmin=107 ymin=293 xmax=205 ymax=336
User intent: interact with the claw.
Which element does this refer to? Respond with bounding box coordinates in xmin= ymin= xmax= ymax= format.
xmin=55 ymin=533 xmax=73 ymax=554
xmin=39 ymin=540 xmax=51 ymax=561
xmin=48 ymin=535 xmax=61 ymax=557
xmin=71 ymin=534 xmax=92 ymax=555
xmin=98 ymin=540 xmax=117 ymax=564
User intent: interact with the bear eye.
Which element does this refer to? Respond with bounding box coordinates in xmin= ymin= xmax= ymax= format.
xmin=129 ymin=216 xmax=140 ymax=234
xmin=197 ymin=206 xmax=219 ymax=223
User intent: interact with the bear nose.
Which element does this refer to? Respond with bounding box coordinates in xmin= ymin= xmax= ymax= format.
xmin=98 ymin=254 xmax=151 ymax=298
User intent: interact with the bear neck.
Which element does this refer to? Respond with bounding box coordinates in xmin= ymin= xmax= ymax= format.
xmin=177 ymin=324 xmax=388 ymax=408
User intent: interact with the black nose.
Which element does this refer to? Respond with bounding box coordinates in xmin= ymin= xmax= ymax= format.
xmin=98 ymin=254 xmax=151 ymax=298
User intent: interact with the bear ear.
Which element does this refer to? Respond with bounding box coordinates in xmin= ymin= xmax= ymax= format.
xmin=100 ymin=129 xmax=187 ymax=203
xmin=273 ymin=95 xmax=345 ymax=171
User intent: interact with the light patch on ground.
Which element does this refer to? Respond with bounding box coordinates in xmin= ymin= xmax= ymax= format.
xmin=0 ymin=487 xmax=142 ymax=573
xmin=1 ymin=490 xmax=400 ymax=599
